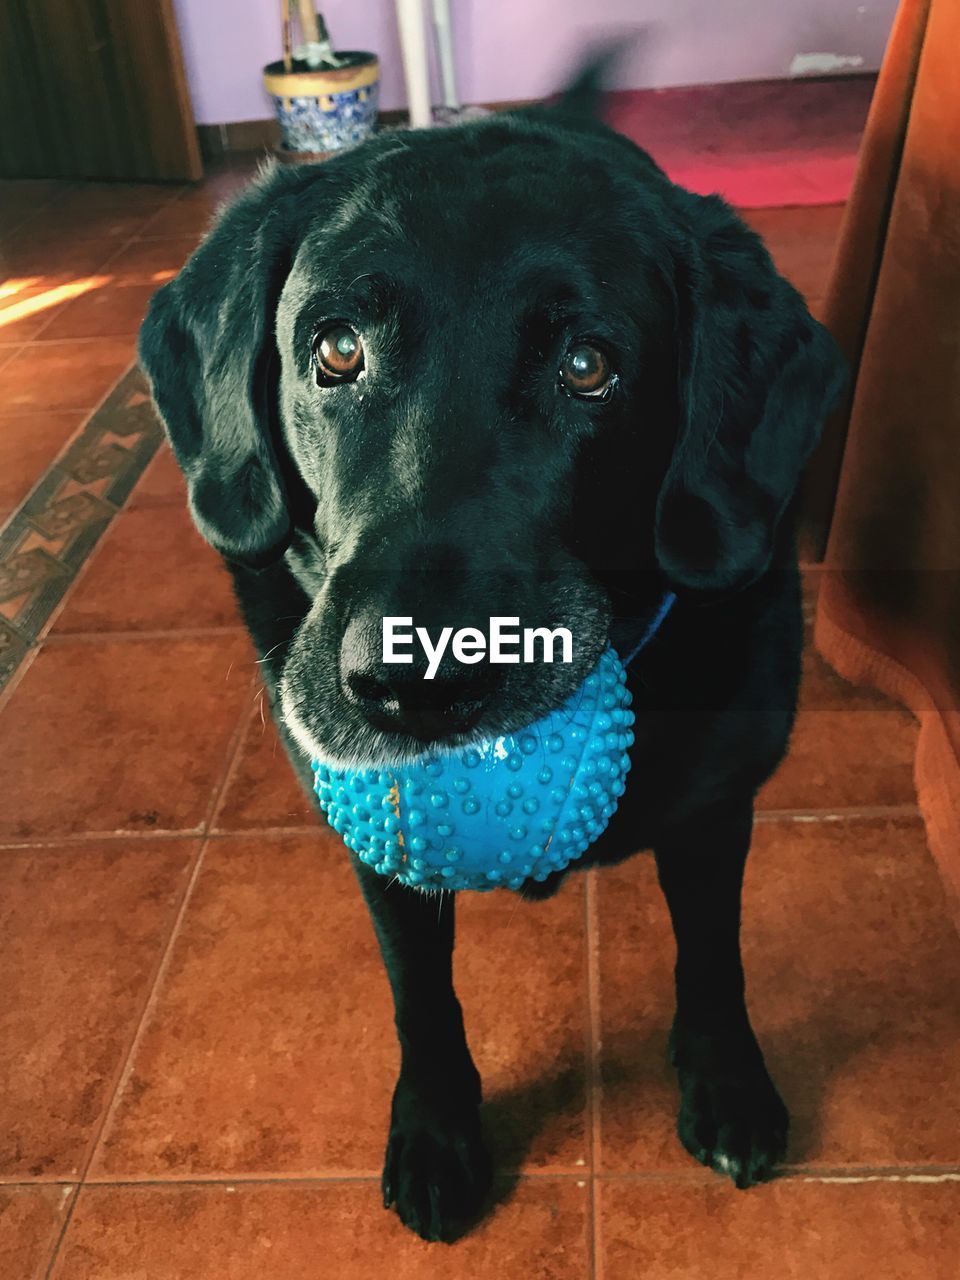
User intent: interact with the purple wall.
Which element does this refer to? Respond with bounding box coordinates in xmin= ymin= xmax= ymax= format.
xmin=171 ymin=0 xmax=897 ymax=125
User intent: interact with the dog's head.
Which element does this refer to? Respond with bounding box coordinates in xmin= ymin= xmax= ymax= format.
xmin=140 ymin=99 xmax=844 ymax=766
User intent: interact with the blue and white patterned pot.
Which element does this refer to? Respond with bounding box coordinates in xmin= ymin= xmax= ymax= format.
xmin=263 ymin=53 xmax=380 ymax=155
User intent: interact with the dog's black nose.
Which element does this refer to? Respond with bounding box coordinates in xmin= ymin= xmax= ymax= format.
xmin=341 ymin=624 xmax=501 ymax=742
xmin=347 ymin=667 xmax=495 ymax=740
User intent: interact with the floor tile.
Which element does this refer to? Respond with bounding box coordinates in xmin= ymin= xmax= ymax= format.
xmin=102 ymin=236 xmax=199 ymax=282
xmin=799 ymin=643 xmax=899 ymax=712
xmin=592 ymin=855 xmax=677 ymax=1174
xmin=52 ymin=1179 xmax=589 ymax=1279
xmin=92 ymin=832 xmax=589 ymax=1178
xmin=0 ymin=633 xmax=254 ymax=840
xmin=757 ymin=705 xmax=918 ymax=810
xmin=38 ymin=281 xmax=159 ymax=342
xmin=0 ymin=1185 xmax=73 ymax=1280
xmin=213 ymin=709 xmax=320 ymax=831
xmin=138 ymin=189 xmax=224 ymax=238
xmin=21 ymin=235 xmax=198 ymax=345
xmin=458 ymin=881 xmax=589 ymax=1171
xmin=0 ymin=239 xmax=118 ymax=281
xmin=0 ymin=276 xmax=90 ymax=344
xmin=595 ymin=816 xmax=960 ymax=1172
xmin=0 ymin=340 xmax=132 ymax=414
xmin=89 ymin=833 xmax=398 ymax=1178
xmin=187 ymin=157 xmax=260 ymax=202
xmin=52 ymin=505 xmax=240 ymax=633
xmin=6 ymin=237 xmax=201 ymax=351
xmin=0 ymin=306 xmax=51 ymax=346
xmin=0 ymin=412 xmax=83 ymax=519
xmin=0 ymin=179 xmax=66 ymax=235
xmin=126 ymin=443 xmax=186 ymax=509
xmin=23 ymin=186 xmax=177 ymax=243
xmin=600 ymin=1178 xmax=960 ymax=1280
xmin=0 ymin=344 xmax=25 ymax=375
xmin=760 ymin=571 xmax=920 ymax=810
xmin=0 ymin=198 xmax=172 ymax=282
xmin=0 ymin=842 xmax=196 ymax=1179
xmin=741 ymin=204 xmax=844 ymax=302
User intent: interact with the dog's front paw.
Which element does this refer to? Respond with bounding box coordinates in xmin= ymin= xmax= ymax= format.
xmin=669 ymin=1021 xmax=788 ymax=1189
xmin=382 ymin=1072 xmax=492 ymax=1242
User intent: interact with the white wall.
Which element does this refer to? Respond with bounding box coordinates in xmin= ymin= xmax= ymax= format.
xmin=171 ymin=0 xmax=897 ymax=125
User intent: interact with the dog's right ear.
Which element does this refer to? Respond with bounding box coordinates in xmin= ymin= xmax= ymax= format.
xmin=139 ymin=168 xmax=308 ymax=568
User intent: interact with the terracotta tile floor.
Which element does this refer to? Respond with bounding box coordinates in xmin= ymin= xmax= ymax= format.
xmin=2 ymin=164 xmax=958 ymax=1280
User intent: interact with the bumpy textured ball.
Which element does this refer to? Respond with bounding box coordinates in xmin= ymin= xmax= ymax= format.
xmin=312 ymin=647 xmax=634 ymax=892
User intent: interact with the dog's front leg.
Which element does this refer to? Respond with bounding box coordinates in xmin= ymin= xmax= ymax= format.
xmin=352 ymin=860 xmax=492 ymax=1241
xmin=654 ymin=799 xmax=788 ymax=1187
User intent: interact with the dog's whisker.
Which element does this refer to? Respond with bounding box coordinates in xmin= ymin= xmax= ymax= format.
xmin=256 ymin=640 xmax=289 ymax=666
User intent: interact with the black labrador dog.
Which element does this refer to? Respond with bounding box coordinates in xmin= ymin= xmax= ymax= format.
xmin=139 ymin=73 xmax=844 ymax=1241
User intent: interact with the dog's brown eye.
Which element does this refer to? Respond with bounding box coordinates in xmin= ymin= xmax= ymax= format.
xmin=559 ymin=342 xmax=614 ymax=399
xmin=313 ymin=324 xmax=364 ymax=383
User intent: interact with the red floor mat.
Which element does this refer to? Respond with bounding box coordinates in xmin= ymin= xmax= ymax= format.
xmin=605 ymin=76 xmax=875 ymax=208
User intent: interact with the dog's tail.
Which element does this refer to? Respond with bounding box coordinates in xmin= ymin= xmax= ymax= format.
xmin=555 ymin=36 xmax=646 ymax=117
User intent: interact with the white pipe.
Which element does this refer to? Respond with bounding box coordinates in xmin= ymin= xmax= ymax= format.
xmin=431 ymin=0 xmax=460 ymax=111
xmin=394 ymin=0 xmax=433 ymax=129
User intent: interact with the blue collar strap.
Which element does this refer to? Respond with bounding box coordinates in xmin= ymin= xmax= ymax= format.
xmin=618 ymin=589 xmax=677 ymax=666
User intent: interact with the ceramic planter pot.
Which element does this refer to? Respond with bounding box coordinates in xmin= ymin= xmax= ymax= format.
xmin=263 ymin=52 xmax=379 ymax=155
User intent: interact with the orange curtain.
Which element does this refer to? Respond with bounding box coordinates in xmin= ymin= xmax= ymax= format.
xmin=809 ymin=0 xmax=960 ymax=917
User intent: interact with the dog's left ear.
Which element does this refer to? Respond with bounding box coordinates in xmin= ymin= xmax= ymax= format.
xmin=138 ymin=167 xmax=313 ymax=569
xmin=656 ymin=192 xmax=846 ymax=593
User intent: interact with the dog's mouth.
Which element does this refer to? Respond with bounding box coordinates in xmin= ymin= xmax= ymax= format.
xmin=280 ymin=689 xmax=486 ymax=769
xmin=279 ymin=669 xmax=579 ymax=770
xmin=276 ymin=559 xmax=614 ymax=769
xmin=278 ymin=630 xmax=611 ymax=770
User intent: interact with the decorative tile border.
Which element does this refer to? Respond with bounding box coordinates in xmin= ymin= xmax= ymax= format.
xmin=0 ymin=366 xmax=163 ymax=692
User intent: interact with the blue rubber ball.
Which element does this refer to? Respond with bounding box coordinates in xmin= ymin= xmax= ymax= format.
xmin=312 ymin=647 xmax=634 ymax=891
